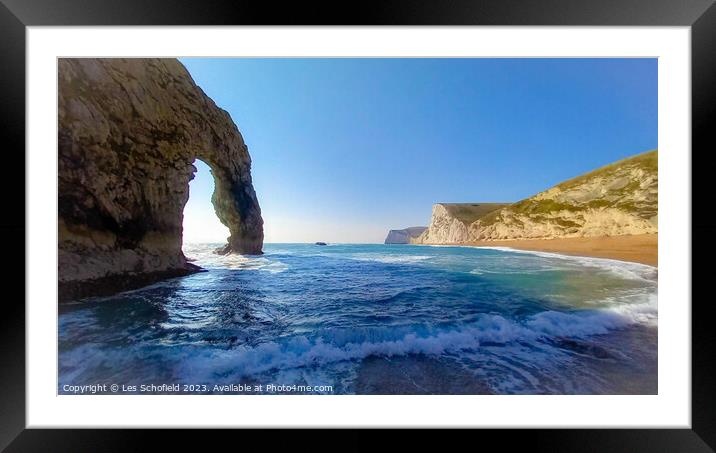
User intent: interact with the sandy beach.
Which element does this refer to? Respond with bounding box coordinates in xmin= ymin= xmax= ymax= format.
xmin=459 ymin=234 xmax=657 ymax=266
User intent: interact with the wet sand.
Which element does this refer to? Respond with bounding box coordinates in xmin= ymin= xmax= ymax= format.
xmin=460 ymin=234 xmax=657 ymax=266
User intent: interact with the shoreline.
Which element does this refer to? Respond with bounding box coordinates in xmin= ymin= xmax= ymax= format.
xmin=421 ymin=234 xmax=658 ymax=266
xmin=58 ymin=263 xmax=205 ymax=303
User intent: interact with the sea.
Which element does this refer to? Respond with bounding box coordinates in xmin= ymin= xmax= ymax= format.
xmin=58 ymin=243 xmax=658 ymax=395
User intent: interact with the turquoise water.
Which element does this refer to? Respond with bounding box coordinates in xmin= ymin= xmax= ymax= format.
xmin=58 ymin=243 xmax=657 ymax=394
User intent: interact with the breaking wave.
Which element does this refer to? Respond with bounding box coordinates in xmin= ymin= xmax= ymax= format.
xmin=60 ymin=243 xmax=658 ymax=394
xmin=180 ymin=296 xmax=655 ymax=380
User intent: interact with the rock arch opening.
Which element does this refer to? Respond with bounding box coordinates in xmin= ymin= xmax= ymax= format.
xmin=190 ymin=149 xmax=264 ymax=256
xmin=182 ymin=159 xmax=231 ymax=247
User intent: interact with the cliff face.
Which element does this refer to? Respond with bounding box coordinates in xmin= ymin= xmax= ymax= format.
xmin=412 ymin=203 xmax=508 ymax=244
xmin=384 ymin=227 xmax=427 ymax=244
xmin=58 ymin=58 xmax=263 ymax=300
xmin=414 ymin=150 xmax=657 ymax=245
xmin=469 ymin=150 xmax=657 ymax=240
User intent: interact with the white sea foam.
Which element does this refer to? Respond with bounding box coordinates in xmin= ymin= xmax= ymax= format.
xmin=476 ymin=246 xmax=657 ymax=282
xmin=348 ymin=253 xmax=432 ymax=264
xmin=178 ymin=301 xmax=656 ymax=379
xmin=606 ymin=293 xmax=658 ymax=326
xmin=183 ymin=243 xmax=288 ymax=273
xmin=469 ymin=266 xmax=563 ymax=275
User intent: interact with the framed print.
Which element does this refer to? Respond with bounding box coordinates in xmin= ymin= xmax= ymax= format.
xmin=2 ymin=0 xmax=715 ymax=450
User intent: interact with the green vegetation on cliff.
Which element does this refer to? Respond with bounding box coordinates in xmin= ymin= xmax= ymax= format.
xmin=439 ymin=203 xmax=511 ymax=225
xmin=480 ymin=150 xmax=658 ymax=228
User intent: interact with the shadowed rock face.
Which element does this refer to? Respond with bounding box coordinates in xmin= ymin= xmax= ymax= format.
xmin=58 ymin=58 xmax=263 ymax=300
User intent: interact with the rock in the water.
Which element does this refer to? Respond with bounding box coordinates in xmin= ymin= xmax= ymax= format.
xmin=58 ymin=58 xmax=264 ymax=301
xmin=384 ymin=227 xmax=427 ymax=244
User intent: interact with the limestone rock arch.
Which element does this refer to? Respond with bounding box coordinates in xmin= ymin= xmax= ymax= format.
xmin=58 ymin=58 xmax=263 ymax=300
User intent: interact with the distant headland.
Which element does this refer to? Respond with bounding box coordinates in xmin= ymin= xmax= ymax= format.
xmin=387 ymin=150 xmax=658 ymax=265
xmin=384 ymin=227 xmax=427 ymax=244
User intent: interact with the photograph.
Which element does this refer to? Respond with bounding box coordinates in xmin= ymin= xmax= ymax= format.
xmin=57 ymin=57 xmax=658 ymax=396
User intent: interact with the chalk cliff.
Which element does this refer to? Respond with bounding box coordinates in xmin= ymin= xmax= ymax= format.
xmin=384 ymin=227 xmax=427 ymax=244
xmin=58 ymin=58 xmax=263 ymax=301
xmin=413 ymin=150 xmax=657 ymax=244
xmin=412 ymin=203 xmax=508 ymax=244
xmin=469 ymin=150 xmax=658 ymax=240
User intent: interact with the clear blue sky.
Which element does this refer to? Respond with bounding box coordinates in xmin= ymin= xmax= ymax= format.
xmin=179 ymin=58 xmax=657 ymax=244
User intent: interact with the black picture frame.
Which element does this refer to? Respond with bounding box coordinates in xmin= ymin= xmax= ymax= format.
xmin=1 ymin=0 xmax=714 ymax=450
